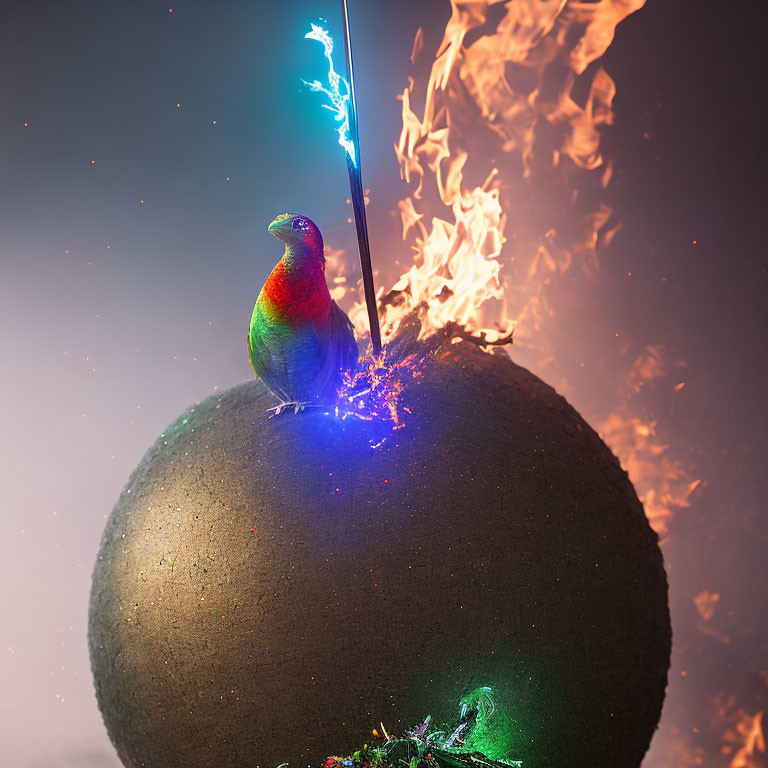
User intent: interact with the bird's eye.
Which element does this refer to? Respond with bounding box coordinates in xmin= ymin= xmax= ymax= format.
xmin=292 ymin=218 xmax=310 ymax=232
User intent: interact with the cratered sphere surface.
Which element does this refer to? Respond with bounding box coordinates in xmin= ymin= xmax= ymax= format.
xmin=89 ymin=343 xmax=670 ymax=768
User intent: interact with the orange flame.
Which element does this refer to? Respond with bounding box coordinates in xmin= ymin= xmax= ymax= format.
xmin=597 ymin=346 xmax=701 ymax=536
xmin=342 ymin=4 xmax=705 ymax=541
xmin=718 ymin=699 xmax=766 ymax=768
xmin=599 ymin=412 xmax=701 ymax=537
xmin=339 ymin=3 xmax=708 ymax=541
xmin=345 ymin=0 xmax=648 ymax=349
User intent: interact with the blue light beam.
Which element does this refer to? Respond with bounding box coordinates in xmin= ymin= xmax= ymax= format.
xmin=302 ymin=24 xmax=356 ymax=166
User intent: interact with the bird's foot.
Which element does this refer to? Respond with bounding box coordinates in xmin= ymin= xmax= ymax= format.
xmin=267 ymin=401 xmax=321 ymax=417
xmin=267 ymin=402 xmax=294 ymax=417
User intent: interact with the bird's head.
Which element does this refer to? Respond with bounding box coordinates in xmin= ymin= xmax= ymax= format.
xmin=268 ymin=213 xmax=323 ymax=255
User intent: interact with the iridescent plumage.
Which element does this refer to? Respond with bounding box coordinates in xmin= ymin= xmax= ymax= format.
xmin=248 ymin=213 xmax=358 ymax=412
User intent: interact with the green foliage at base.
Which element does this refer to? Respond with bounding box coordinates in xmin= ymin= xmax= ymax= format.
xmin=280 ymin=687 xmax=523 ymax=768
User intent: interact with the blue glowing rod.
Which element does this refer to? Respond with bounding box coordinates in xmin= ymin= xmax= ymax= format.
xmin=302 ymin=1 xmax=382 ymax=354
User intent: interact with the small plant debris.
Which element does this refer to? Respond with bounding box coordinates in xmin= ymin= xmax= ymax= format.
xmin=279 ymin=687 xmax=523 ymax=768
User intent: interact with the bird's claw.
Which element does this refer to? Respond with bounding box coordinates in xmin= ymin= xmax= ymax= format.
xmin=266 ymin=401 xmax=318 ymax=417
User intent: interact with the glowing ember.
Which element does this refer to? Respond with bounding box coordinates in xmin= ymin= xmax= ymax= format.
xmin=332 ymin=343 xmax=426 ymax=431
xmin=694 ymin=590 xmax=720 ymax=623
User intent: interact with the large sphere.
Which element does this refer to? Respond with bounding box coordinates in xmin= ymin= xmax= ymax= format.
xmin=89 ymin=343 xmax=670 ymax=768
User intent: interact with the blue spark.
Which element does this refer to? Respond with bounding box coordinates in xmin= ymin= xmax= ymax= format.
xmin=302 ymin=23 xmax=356 ymax=166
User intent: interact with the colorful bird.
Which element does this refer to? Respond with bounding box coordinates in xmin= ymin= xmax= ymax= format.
xmin=248 ymin=213 xmax=358 ymax=413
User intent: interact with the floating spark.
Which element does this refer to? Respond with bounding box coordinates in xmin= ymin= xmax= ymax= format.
xmin=302 ymin=24 xmax=356 ymax=166
xmin=329 ymin=344 xmax=426 ymax=444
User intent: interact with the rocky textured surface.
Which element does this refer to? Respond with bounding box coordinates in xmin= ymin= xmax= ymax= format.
xmin=89 ymin=343 xmax=670 ymax=768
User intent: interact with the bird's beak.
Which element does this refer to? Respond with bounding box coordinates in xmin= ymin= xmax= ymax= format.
xmin=268 ymin=216 xmax=294 ymax=242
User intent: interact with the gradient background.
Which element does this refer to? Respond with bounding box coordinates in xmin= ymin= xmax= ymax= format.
xmin=0 ymin=1 xmax=765 ymax=766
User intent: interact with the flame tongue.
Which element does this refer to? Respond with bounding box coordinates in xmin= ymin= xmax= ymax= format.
xmin=347 ymin=1 xmax=647 ymax=348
